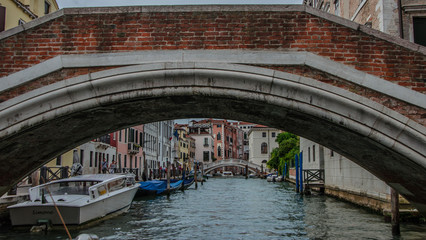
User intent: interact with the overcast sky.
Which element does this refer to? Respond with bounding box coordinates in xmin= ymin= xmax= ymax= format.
xmin=56 ymin=0 xmax=303 ymax=8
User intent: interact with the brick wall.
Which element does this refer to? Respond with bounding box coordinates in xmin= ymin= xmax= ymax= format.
xmin=0 ymin=7 xmax=425 ymax=124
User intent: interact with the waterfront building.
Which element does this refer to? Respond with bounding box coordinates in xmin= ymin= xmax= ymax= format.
xmin=0 ymin=0 xmax=59 ymax=32
xmin=115 ymin=126 xmax=144 ymax=178
xmin=175 ymin=124 xmax=190 ymax=167
xmin=188 ymin=134 xmax=196 ymax=169
xmin=233 ymin=121 xmax=257 ymax=160
xmin=300 ymin=137 xmax=414 ymax=214
xmin=144 ymin=122 xmax=159 ymax=179
xmin=158 ymin=120 xmax=174 ymax=170
xmin=188 ymin=120 xmax=215 ymax=164
xmin=79 ymin=135 xmax=116 ymax=175
xmin=44 ymin=134 xmax=117 ymax=176
xmin=303 ymin=0 xmax=426 ymax=46
xmin=143 ymin=121 xmax=174 ymax=179
xmin=44 ymin=149 xmax=75 ymax=172
xmin=248 ymin=125 xmax=281 ymax=173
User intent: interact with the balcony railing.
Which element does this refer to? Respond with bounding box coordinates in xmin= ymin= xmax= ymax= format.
xmin=128 ymin=142 xmax=140 ymax=154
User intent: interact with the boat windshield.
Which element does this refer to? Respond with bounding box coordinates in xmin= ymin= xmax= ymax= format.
xmin=43 ymin=181 xmax=100 ymax=196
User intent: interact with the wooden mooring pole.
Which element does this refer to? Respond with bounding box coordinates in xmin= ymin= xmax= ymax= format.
xmin=166 ymin=161 xmax=171 ymax=193
xmin=194 ymin=163 xmax=198 ymax=189
xmin=299 ymin=152 xmax=303 ymax=194
xmin=295 ymin=154 xmax=299 ymax=193
xmin=201 ymin=164 xmax=204 ymax=185
xmin=391 ymin=188 xmax=400 ymax=236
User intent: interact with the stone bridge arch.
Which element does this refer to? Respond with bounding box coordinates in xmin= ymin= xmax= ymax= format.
xmin=0 ymin=60 xmax=425 ymax=214
xmin=203 ymin=159 xmax=262 ymax=174
xmin=0 ymin=5 xmax=425 ymax=214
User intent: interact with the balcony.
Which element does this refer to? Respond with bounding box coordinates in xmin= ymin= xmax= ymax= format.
xmin=128 ymin=142 xmax=140 ymax=154
xmin=93 ymin=135 xmax=111 ymax=149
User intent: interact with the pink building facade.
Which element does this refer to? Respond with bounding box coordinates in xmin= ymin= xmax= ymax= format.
xmin=114 ymin=125 xmax=144 ymax=179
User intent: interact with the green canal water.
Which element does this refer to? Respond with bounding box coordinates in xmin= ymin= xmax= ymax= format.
xmin=1 ymin=177 xmax=426 ymax=239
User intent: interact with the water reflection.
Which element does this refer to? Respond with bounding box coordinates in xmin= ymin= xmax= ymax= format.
xmin=1 ymin=177 xmax=425 ymax=239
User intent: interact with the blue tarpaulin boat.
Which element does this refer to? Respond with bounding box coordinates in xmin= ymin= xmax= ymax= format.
xmin=136 ymin=178 xmax=194 ymax=196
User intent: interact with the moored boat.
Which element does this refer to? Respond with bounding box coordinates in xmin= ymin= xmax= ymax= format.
xmin=222 ymin=171 xmax=234 ymax=177
xmin=136 ymin=178 xmax=194 ymax=197
xmin=8 ymin=174 xmax=139 ymax=226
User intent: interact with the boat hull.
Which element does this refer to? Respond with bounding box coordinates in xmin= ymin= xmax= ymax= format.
xmin=9 ymin=185 xmax=138 ymax=226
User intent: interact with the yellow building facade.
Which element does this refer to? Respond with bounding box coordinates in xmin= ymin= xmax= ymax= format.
xmin=175 ymin=124 xmax=194 ymax=170
xmin=44 ymin=148 xmax=76 ymax=169
xmin=0 ymin=0 xmax=59 ymax=31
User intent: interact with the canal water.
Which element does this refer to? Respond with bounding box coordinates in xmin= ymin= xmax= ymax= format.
xmin=1 ymin=177 xmax=425 ymax=239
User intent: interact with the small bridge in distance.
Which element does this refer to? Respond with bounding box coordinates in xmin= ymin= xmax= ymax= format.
xmin=203 ymin=159 xmax=261 ymax=174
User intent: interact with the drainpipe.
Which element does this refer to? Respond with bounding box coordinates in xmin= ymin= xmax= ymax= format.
xmin=398 ymin=0 xmax=404 ymax=38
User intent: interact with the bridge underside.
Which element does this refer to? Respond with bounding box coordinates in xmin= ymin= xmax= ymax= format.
xmin=0 ymin=62 xmax=425 ymax=215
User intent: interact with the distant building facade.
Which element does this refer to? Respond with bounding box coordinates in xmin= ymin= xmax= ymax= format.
xmin=188 ymin=120 xmax=215 ymax=163
xmin=299 ymin=137 xmax=410 ymax=213
xmin=234 ymin=121 xmax=257 ymax=160
xmin=115 ymin=126 xmax=144 ymax=177
xmin=304 ymin=0 xmax=426 ymax=46
xmin=248 ymin=125 xmax=281 ymax=173
xmin=0 ymin=0 xmax=59 ymax=32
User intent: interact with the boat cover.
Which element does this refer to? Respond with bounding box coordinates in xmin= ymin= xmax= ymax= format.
xmin=138 ymin=180 xmax=183 ymax=194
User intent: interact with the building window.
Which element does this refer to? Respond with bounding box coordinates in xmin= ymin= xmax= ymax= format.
xmin=140 ymin=132 xmax=143 ymax=145
xmin=95 ymin=152 xmax=98 ymax=167
xmin=0 ymin=6 xmax=5 ymax=32
xmin=44 ymin=1 xmax=51 ymax=14
xmin=203 ymin=151 xmax=209 ymax=161
xmin=262 ymin=132 xmax=266 ymax=137
xmin=56 ymin=156 xmax=62 ymax=166
xmin=217 ymin=124 xmax=221 ymax=127
xmin=80 ymin=149 xmax=84 ymax=165
xmin=413 ymin=17 xmax=426 ymax=47
xmin=331 ymin=150 xmax=334 ymax=157
xmin=272 ymin=132 xmax=276 ymax=138
xmin=118 ymin=154 xmax=122 ymax=169
xmin=308 ymin=147 xmax=311 ymax=162
xmin=119 ymin=130 xmax=122 ymax=142
xmin=334 ymin=0 xmax=340 ymax=16
xmin=217 ymin=133 xmax=221 ymax=140
xmin=204 ymin=138 xmax=209 ymax=146
xmin=313 ymin=145 xmax=316 ymax=162
xmin=90 ymin=151 xmax=93 ymax=167
xmin=261 ymin=142 xmax=267 ymax=154
xmin=218 ymin=146 xmax=221 ymax=157
xmin=124 ymin=155 xmax=127 ymax=168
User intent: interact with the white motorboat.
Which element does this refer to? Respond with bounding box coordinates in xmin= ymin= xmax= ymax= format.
xmin=222 ymin=171 xmax=234 ymax=177
xmin=8 ymin=174 xmax=139 ymax=226
xmin=266 ymin=174 xmax=278 ymax=182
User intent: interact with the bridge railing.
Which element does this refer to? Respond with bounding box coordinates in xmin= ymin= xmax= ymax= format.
xmin=303 ymin=169 xmax=324 ymax=184
xmin=40 ymin=166 xmax=70 ymax=183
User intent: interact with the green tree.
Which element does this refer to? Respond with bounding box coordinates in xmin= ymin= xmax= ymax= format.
xmin=267 ymin=132 xmax=299 ymax=175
